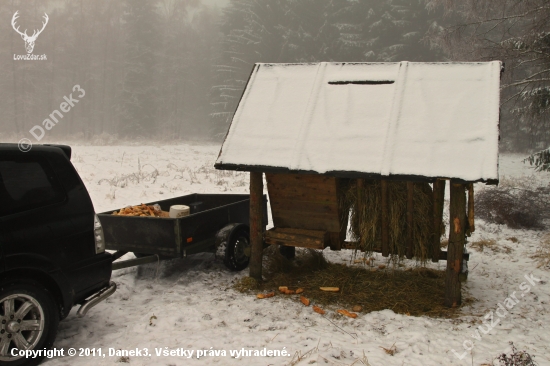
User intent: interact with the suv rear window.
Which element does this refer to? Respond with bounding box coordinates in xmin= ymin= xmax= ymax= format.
xmin=0 ymin=157 xmax=65 ymax=216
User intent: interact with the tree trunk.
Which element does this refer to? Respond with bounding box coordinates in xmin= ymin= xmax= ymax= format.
xmin=249 ymin=171 xmax=264 ymax=281
xmin=445 ymin=182 xmax=466 ymax=307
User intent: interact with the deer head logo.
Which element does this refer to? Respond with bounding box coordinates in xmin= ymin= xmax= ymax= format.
xmin=11 ymin=11 xmax=49 ymax=54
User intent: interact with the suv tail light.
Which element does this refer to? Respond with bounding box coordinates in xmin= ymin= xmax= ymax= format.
xmin=94 ymin=214 xmax=105 ymax=254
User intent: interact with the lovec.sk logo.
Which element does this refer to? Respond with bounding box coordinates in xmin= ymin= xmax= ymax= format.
xmin=12 ymin=10 xmax=48 ymax=60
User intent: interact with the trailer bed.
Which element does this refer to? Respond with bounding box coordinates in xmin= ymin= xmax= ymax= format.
xmin=98 ymin=193 xmax=265 ymax=258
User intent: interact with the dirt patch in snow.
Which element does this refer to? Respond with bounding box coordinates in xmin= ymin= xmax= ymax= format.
xmin=237 ymin=248 xmax=469 ymax=318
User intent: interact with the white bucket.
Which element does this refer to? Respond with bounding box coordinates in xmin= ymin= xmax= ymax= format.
xmin=169 ymin=205 xmax=190 ymax=218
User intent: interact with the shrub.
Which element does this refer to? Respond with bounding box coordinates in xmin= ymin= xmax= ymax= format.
xmin=475 ymin=177 xmax=550 ymax=230
xmin=498 ymin=342 xmax=537 ymax=366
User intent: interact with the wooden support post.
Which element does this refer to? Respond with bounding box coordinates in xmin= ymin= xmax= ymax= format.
xmin=432 ymin=179 xmax=445 ymax=263
xmin=381 ymin=180 xmax=389 ymax=257
xmin=249 ymin=171 xmax=264 ymax=282
xmin=406 ymin=181 xmax=414 ymax=259
xmin=445 ymin=182 xmax=466 ymax=308
xmin=467 ymin=183 xmax=475 ymax=234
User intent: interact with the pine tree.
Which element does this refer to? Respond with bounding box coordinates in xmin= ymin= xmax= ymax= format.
xmin=211 ymin=0 xmax=295 ymax=135
xmin=118 ymin=0 xmax=160 ymax=137
xmin=210 ymin=0 xmax=445 ymax=136
xmin=340 ymin=0 xmax=444 ymax=62
xmin=210 ymin=0 xmax=351 ymax=135
xmin=429 ymin=0 xmax=550 ymax=156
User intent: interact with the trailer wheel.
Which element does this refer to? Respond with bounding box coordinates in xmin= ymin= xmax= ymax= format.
xmin=279 ymin=245 xmax=295 ymax=260
xmin=224 ymin=227 xmax=250 ymax=271
xmin=0 ymin=282 xmax=59 ymax=366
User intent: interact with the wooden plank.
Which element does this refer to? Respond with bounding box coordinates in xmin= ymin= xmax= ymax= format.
xmin=266 ymin=173 xmax=341 ymax=232
xmin=271 ymin=211 xmax=341 ymax=232
xmin=269 ymin=200 xmax=338 ymax=214
xmin=336 ymin=179 xmax=350 ymax=242
xmin=445 ymin=182 xmax=466 ymax=308
xmin=332 ymin=178 xmax=348 ymax=251
xmin=267 ymin=189 xmax=338 ymax=201
xmin=467 ymin=183 xmax=475 ymax=234
xmin=267 ymin=175 xmax=338 ymax=199
xmin=432 ymin=179 xmax=445 ymax=263
xmin=267 ymin=176 xmax=337 ymax=195
xmin=381 ymin=180 xmax=389 ymax=257
xmin=425 ymin=181 xmax=435 ymax=261
xmin=267 ymin=173 xmax=337 ymax=186
xmin=406 ymin=181 xmax=414 ymax=259
xmin=249 ymin=172 xmax=264 ymax=281
xmin=265 ymin=228 xmax=327 ymax=249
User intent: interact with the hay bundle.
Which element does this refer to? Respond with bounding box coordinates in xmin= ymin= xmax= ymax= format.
xmin=345 ymin=180 xmax=437 ymax=261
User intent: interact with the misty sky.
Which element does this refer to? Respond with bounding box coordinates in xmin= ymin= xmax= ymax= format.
xmin=202 ymin=0 xmax=229 ymax=8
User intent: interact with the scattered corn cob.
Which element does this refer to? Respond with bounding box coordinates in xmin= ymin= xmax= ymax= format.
xmin=300 ymin=296 xmax=310 ymax=306
xmin=337 ymin=309 xmax=358 ymax=318
xmin=313 ymin=305 xmax=325 ymax=315
xmin=320 ymin=287 xmax=339 ymax=292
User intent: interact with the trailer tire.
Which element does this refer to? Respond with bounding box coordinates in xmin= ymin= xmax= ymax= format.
xmin=0 ymin=282 xmax=59 ymax=366
xmin=224 ymin=226 xmax=250 ymax=271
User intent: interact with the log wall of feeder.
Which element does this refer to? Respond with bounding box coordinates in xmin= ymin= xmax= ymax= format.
xmin=266 ymin=173 xmax=342 ymax=232
xmin=406 ymin=181 xmax=414 ymax=259
xmin=249 ymin=171 xmax=264 ymax=281
xmin=432 ymin=179 xmax=445 ymax=262
xmin=468 ymin=183 xmax=475 ymax=234
xmin=445 ymin=182 xmax=466 ymax=307
xmin=265 ymin=173 xmax=345 ymax=249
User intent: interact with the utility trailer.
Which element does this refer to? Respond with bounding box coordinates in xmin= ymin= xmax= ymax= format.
xmin=97 ymin=193 xmax=267 ymax=271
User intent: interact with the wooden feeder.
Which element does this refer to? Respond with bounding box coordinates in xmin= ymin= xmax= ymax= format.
xmin=264 ymin=173 xmax=346 ymax=251
xmin=215 ymin=61 xmax=502 ymax=308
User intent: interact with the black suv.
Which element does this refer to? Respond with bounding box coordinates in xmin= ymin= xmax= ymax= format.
xmin=0 ymin=144 xmax=115 ymax=366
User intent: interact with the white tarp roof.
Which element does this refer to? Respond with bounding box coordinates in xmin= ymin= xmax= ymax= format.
xmin=215 ymin=61 xmax=501 ymax=182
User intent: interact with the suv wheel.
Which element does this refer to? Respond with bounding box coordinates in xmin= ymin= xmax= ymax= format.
xmin=0 ymin=283 xmax=59 ymax=366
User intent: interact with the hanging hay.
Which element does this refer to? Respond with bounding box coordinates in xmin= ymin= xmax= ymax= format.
xmin=345 ymin=180 xmax=438 ymax=262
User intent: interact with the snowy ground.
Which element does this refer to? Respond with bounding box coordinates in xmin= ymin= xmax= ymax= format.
xmin=43 ymin=146 xmax=549 ymax=366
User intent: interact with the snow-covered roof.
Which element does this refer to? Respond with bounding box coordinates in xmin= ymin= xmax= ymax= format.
xmin=215 ymin=61 xmax=501 ymax=183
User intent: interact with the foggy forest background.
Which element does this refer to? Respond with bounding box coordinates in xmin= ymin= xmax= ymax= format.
xmin=1 ymin=0 xmax=549 ymax=154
